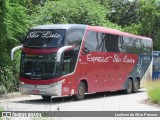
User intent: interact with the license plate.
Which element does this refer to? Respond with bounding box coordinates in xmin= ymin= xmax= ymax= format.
xmin=32 ymin=90 xmax=40 ymax=94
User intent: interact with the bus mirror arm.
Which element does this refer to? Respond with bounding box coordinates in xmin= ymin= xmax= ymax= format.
xmin=82 ymin=49 xmax=90 ymax=55
xmin=56 ymin=46 xmax=73 ymax=62
xmin=11 ymin=45 xmax=23 ymax=60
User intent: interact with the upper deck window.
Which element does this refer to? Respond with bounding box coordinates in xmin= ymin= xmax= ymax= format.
xmin=24 ymin=29 xmax=65 ymax=48
xmin=83 ymin=31 xmax=104 ymax=54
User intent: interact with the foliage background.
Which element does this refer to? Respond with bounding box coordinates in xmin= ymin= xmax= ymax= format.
xmin=146 ymin=81 xmax=160 ymax=105
xmin=0 ymin=0 xmax=160 ymax=94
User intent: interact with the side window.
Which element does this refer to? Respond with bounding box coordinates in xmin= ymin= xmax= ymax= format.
xmin=104 ymin=34 xmax=120 ymax=52
xmin=65 ymin=29 xmax=85 ymax=50
xmin=62 ymin=29 xmax=86 ymax=74
xmin=147 ymin=40 xmax=152 ymax=54
xmin=97 ymin=32 xmax=105 ymax=51
xmin=118 ymin=36 xmax=130 ymax=53
xmin=140 ymin=39 xmax=152 ymax=54
xmin=118 ymin=36 xmax=152 ymax=54
xmin=62 ymin=51 xmax=72 ymax=75
xmin=83 ymin=31 xmax=104 ymax=54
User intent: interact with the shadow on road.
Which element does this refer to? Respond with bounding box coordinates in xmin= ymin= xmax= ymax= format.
xmin=13 ymin=89 xmax=145 ymax=105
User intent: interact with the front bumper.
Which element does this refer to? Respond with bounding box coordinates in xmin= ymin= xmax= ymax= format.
xmin=20 ymin=81 xmax=62 ymax=96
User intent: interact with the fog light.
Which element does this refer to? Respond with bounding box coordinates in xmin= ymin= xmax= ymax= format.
xmin=21 ymin=82 xmax=25 ymax=84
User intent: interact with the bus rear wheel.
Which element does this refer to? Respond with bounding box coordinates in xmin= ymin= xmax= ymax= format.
xmin=75 ymin=82 xmax=85 ymax=100
xmin=41 ymin=95 xmax=51 ymax=101
xmin=124 ymin=79 xmax=132 ymax=94
xmin=133 ymin=79 xmax=139 ymax=93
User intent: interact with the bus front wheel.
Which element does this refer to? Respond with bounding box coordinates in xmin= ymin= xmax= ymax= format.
xmin=75 ymin=82 xmax=85 ymax=100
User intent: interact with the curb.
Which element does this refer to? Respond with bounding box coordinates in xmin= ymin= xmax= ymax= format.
xmin=0 ymin=92 xmax=28 ymax=99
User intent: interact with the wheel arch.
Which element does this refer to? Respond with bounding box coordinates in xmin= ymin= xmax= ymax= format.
xmin=129 ymin=76 xmax=140 ymax=88
xmin=135 ymin=77 xmax=141 ymax=89
xmin=124 ymin=77 xmax=133 ymax=94
xmin=80 ymin=79 xmax=88 ymax=93
xmin=75 ymin=79 xmax=88 ymax=100
xmin=128 ymin=77 xmax=134 ymax=84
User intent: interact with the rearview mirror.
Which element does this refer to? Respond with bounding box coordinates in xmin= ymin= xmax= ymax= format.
xmin=11 ymin=45 xmax=23 ymax=60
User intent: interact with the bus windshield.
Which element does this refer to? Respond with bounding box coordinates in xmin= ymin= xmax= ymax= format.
xmin=20 ymin=52 xmax=60 ymax=80
xmin=24 ymin=29 xmax=65 ymax=48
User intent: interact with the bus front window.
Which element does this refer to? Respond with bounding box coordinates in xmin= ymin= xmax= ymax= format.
xmin=20 ymin=52 xmax=60 ymax=80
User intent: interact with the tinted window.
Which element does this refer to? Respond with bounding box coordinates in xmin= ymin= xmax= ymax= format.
xmin=140 ymin=39 xmax=152 ymax=54
xmin=20 ymin=53 xmax=58 ymax=80
xmin=104 ymin=34 xmax=120 ymax=52
xmin=118 ymin=36 xmax=136 ymax=53
xmin=83 ymin=31 xmax=104 ymax=54
xmin=119 ymin=36 xmax=152 ymax=54
xmin=24 ymin=29 xmax=65 ymax=48
xmin=65 ymin=29 xmax=85 ymax=50
xmin=64 ymin=28 xmax=85 ymax=72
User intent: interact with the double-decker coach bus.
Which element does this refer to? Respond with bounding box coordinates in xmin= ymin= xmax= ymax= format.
xmin=11 ymin=24 xmax=152 ymax=100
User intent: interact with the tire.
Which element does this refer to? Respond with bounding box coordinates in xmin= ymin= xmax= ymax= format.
xmin=75 ymin=82 xmax=85 ymax=100
xmin=132 ymin=79 xmax=139 ymax=93
xmin=124 ymin=79 xmax=133 ymax=94
xmin=41 ymin=95 xmax=51 ymax=101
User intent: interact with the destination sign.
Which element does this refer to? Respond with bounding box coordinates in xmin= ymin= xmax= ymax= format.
xmin=27 ymin=31 xmax=62 ymax=39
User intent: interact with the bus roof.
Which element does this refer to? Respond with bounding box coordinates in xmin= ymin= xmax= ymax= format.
xmin=30 ymin=24 xmax=87 ymax=30
xmin=30 ymin=24 xmax=151 ymax=40
xmin=87 ymin=26 xmax=151 ymax=40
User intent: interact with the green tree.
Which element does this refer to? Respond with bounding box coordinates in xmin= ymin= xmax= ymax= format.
xmin=138 ymin=0 xmax=160 ymax=50
xmin=106 ymin=0 xmax=139 ymax=27
xmin=31 ymin=0 xmax=106 ymax=25
xmin=124 ymin=0 xmax=160 ymax=50
xmin=30 ymin=0 xmax=121 ymax=29
xmin=0 ymin=0 xmax=28 ymax=93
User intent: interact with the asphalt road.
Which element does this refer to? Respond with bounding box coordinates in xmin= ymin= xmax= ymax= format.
xmin=0 ymin=88 xmax=160 ymax=120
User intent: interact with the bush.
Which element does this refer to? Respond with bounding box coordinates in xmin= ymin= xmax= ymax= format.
xmin=146 ymin=80 xmax=160 ymax=105
xmin=0 ymin=52 xmax=20 ymax=94
xmin=0 ymin=1 xmax=28 ymax=94
xmin=0 ymin=84 xmax=6 ymax=94
xmin=0 ymin=66 xmax=19 ymax=94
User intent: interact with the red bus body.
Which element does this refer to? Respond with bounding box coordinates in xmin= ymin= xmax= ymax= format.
xmin=12 ymin=24 xmax=152 ymax=100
